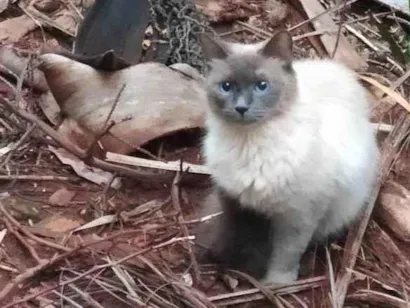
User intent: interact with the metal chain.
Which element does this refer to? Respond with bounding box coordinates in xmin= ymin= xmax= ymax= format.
xmin=148 ymin=0 xmax=214 ymax=73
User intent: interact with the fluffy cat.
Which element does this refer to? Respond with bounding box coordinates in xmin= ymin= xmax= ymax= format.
xmin=197 ymin=31 xmax=379 ymax=284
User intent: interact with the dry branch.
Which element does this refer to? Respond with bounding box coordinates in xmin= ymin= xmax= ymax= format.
xmin=106 ymin=152 xmax=210 ymax=175
xmin=0 ymin=175 xmax=72 ymax=181
xmin=0 ymin=227 xmax=149 ymax=302
xmin=171 ymin=171 xmax=201 ymax=285
xmin=1 ymin=217 xmax=42 ymax=264
xmin=348 ymin=290 xmax=409 ymax=308
xmin=1 ymin=236 xmax=194 ymax=308
xmin=0 ymin=96 xmax=176 ymax=183
xmin=209 ymin=276 xmax=326 ymax=306
xmin=334 ymin=114 xmax=410 ymax=307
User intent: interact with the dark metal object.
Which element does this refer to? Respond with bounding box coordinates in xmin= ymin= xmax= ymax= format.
xmin=59 ymin=0 xmax=150 ymax=71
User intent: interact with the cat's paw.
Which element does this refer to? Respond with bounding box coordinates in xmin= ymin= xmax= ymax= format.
xmin=261 ymin=269 xmax=298 ymax=285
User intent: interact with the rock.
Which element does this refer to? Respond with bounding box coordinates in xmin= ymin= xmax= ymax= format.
xmin=0 ymin=15 xmax=37 ymax=44
xmin=0 ymin=0 xmax=9 ymax=14
xmin=39 ymin=54 xmax=207 ymax=154
xmin=376 ymin=180 xmax=410 ymax=242
xmin=373 ymin=0 xmax=409 ymax=16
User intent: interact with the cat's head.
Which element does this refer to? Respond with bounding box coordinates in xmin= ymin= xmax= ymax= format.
xmin=201 ymin=31 xmax=297 ymax=124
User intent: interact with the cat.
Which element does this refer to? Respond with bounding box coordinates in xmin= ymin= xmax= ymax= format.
xmin=196 ymin=31 xmax=379 ymax=284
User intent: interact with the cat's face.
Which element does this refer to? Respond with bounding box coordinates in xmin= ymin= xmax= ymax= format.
xmin=201 ymin=31 xmax=297 ymax=124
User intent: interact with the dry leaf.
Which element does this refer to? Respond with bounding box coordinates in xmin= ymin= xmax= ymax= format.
xmin=48 ymin=188 xmax=76 ymax=206
xmin=48 ymin=146 xmax=121 ymax=189
xmin=35 ymin=215 xmax=83 ymax=234
xmin=75 ymin=200 xmax=162 ymax=231
xmin=376 ymin=180 xmax=410 ymax=241
xmin=25 ymin=6 xmax=76 ymax=37
xmin=0 ymin=15 xmax=37 ymax=43
xmin=74 ymin=214 xmax=116 ymax=232
xmin=2 ymin=197 xmax=41 ymax=221
xmin=359 ymin=75 xmax=410 ymax=113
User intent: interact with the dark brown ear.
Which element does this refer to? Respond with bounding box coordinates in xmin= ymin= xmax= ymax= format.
xmin=200 ymin=33 xmax=228 ymax=60
xmin=261 ymin=31 xmax=293 ymax=61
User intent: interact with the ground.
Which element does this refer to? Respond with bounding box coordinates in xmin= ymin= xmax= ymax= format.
xmin=1 ymin=0 xmax=410 ymax=307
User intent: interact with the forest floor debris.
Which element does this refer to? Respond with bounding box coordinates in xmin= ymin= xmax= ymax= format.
xmin=1 ymin=0 xmax=410 ymax=307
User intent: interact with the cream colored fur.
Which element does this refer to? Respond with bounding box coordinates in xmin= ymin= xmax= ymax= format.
xmin=203 ymin=44 xmax=379 ymax=284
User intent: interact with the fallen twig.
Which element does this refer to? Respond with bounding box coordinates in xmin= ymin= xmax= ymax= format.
xmin=0 ymin=175 xmax=73 ymax=181
xmin=331 ymin=0 xmax=348 ymax=58
xmin=1 ymin=123 xmax=36 ymax=167
xmin=68 ymin=283 xmax=106 ymax=308
xmin=208 ymin=276 xmax=326 ymax=306
xmin=105 ymin=152 xmax=210 ymax=175
xmin=228 ymin=270 xmax=281 ymax=306
xmin=345 ymin=24 xmax=404 ymax=73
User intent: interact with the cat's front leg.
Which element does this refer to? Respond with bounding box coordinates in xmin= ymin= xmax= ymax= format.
xmin=262 ymin=210 xmax=319 ymax=285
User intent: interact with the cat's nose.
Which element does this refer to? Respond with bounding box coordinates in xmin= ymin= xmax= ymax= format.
xmin=235 ymin=106 xmax=249 ymax=115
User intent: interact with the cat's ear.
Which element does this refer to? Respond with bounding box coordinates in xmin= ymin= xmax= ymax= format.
xmin=261 ymin=31 xmax=293 ymax=61
xmin=200 ymin=33 xmax=228 ymax=60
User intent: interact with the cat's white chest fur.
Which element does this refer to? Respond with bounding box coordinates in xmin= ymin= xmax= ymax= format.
xmin=203 ymin=59 xmax=378 ymax=225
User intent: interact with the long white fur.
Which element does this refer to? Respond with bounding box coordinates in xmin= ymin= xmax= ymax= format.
xmin=203 ymin=43 xmax=379 ymax=283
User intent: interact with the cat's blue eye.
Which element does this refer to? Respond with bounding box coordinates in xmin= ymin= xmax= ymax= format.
xmin=219 ymin=81 xmax=232 ymax=93
xmin=254 ymin=81 xmax=270 ymax=94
